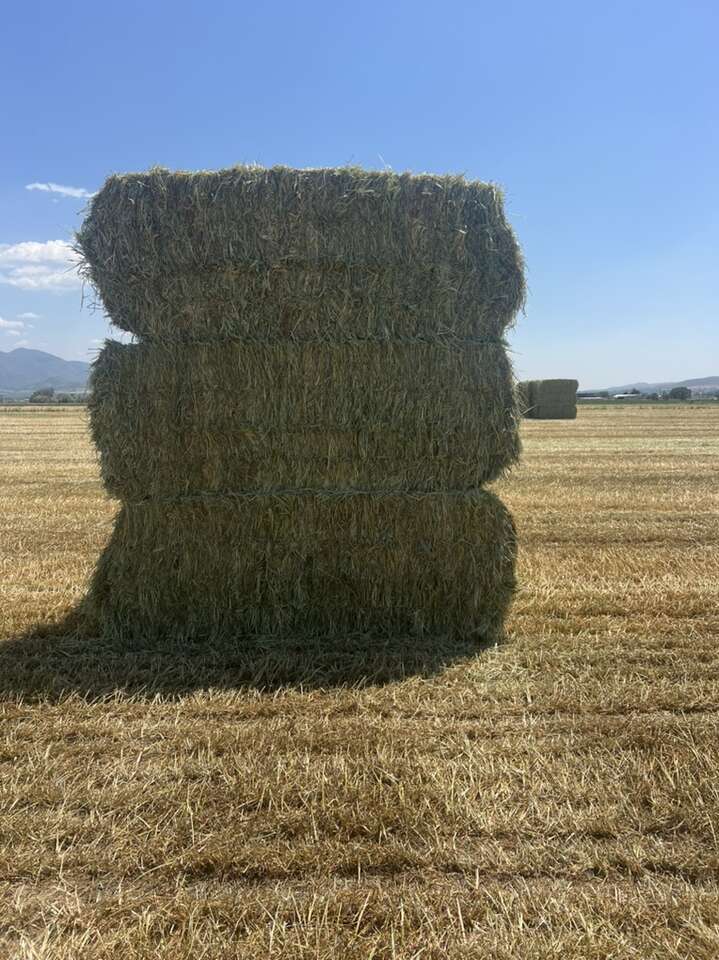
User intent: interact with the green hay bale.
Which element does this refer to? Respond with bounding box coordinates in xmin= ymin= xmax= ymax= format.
xmin=89 ymin=339 xmax=521 ymax=499
xmin=85 ymin=490 xmax=516 ymax=642
xmin=528 ymin=379 xmax=578 ymax=419
xmin=76 ymin=166 xmax=525 ymax=339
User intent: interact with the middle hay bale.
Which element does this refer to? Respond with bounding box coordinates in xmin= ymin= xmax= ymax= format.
xmin=89 ymin=338 xmax=521 ymax=499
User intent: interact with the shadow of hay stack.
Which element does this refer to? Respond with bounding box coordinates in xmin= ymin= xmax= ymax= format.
xmin=0 ymin=608 xmax=491 ymax=700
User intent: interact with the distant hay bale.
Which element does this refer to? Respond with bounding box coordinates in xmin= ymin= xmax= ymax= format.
xmin=519 ymin=379 xmax=577 ymax=420
xmin=78 ymin=165 xmax=526 ymax=642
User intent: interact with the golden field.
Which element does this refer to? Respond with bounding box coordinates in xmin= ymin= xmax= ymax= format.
xmin=1 ymin=404 xmax=718 ymax=958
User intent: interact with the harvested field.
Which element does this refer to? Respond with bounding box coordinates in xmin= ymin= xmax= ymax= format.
xmin=1 ymin=404 xmax=718 ymax=958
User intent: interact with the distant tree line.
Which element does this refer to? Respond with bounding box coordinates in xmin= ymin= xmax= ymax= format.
xmin=577 ymin=386 xmax=708 ymax=401
xmin=641 ymin=387 xmax=693 ymax=400
xmin=28 ymin=387 xmax=87 ymax=404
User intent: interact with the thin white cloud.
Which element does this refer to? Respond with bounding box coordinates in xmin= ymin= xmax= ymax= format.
xmin=0 ymin=240 xmax=82 ymax=292
xmin=26 ymin=182 xmax=94 ymax=200
xmin=2 ymin=265 xmax=81 ymax=291
xmin=17 ymin=311 xmax=41 ymax=319
xmin=0 ymin=240 xmax=75 ymax=264
xmin=0 ymin=318 xmax=29 ymax=342
xmin=13 ymin=339 xmax=31 ymax=348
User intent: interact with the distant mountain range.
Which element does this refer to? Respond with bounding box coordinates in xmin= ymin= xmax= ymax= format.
xmin=0 ymin=348 xmax=90 ymax=396
xmin=591 ymin=376 xmax=719 ymax=396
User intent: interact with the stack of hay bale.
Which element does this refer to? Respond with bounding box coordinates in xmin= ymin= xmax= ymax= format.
xmin=78 ymin=166 xmax=525 ymax=642
xmin=519 ymin=379 xmax=578 ymax=419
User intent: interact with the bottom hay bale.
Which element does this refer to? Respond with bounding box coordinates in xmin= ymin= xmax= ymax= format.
xmin=85 ymin=490 xmax=516 ymax=642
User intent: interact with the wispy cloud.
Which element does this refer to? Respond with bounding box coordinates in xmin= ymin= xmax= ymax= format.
xmin=0 ymin=318 xmax=29 ymax=346
xmin=0 ymin=240 xmax=74 ymax=263
xmin=0 ymin=317 xmax=30 ymax=343
xmin=0 ymin=317 xmax=26 ymax=330
xmin=26 ymin=182 xmax=94 ymax=200
xmin=13 ymin=339 xmax=31 ymax=348
xmin=17 ymin=311 xmax=41 ymax=320
xmin=0 ymin=240 xmax=82 ymax=291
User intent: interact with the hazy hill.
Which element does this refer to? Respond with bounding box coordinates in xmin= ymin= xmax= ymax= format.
xmin=596 ymin=376 xmax=719 ymax=395
xmin=0 ymin=348 xmax=90 ymax=396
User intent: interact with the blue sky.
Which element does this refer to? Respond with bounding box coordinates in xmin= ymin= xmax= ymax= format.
xmin=1 ymin=0 xmax=717 ymax=388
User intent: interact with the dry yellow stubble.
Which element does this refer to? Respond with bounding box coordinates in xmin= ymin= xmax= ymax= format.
xmin=1 ymin=403 xmax=718 ymax=958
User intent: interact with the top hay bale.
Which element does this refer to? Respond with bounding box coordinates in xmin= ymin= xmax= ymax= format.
xmin=76 ymin=165 xmax=525 ymax=340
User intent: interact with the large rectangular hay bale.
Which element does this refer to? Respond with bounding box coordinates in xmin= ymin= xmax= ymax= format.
xmin=77 ymin=166 xmax=525 ymax=340
xmin=89 ymin=338 xmax=521 ymax=499
xmin=85 ymin=491 xmax=516 ymax=642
